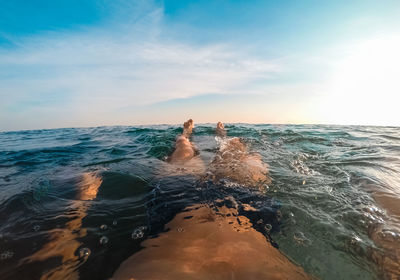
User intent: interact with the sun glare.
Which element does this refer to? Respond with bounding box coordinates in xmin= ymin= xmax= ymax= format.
xmin=319 ymin=35 xmax=400 ymax=126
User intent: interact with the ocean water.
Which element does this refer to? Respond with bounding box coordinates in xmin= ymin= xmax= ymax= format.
xmin=0 ymin=124 xmax=399 ymax=279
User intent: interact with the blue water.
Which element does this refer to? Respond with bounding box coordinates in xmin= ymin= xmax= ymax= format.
xmin=0 ymin=124 xmax=399 ymax=279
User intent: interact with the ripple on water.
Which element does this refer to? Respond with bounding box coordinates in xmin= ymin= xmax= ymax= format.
xmin=0 ymin=124 xmax=399 ymax=280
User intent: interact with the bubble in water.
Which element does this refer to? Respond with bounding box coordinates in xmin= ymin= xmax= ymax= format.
xmin=177 ymin=227 xmax=185 ymax=232
xmin=112 ymin=220 xmax=118 ymax=226
xmin=131 ymin=226 xmax=147 ymax=240
xmin=78 ymin=247 xmax=91 ymax=259
xmin=131 ymin=230 xmax=143 ymax=239
xmin=264 ymin=224 xmax=272 ymax=233
xmin=33 ymin=225 xmax=40 ymax=232
xmin=293 ymin=231 xmax=308 ymax=245
xmin=99 ymin=236 xmax=109 ymax=245
xmin=1 ymin=251 xmax=14 ymax=260
xmin=100 ymin=224 xmax=108 ymax=230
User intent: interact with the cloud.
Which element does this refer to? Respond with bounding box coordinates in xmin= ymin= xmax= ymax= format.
xmin=0 ymin=1 xmax=283 ymax=130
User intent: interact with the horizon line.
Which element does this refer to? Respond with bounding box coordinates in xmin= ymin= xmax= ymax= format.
xmin=1 ymin=121 xmax=398 ymax=134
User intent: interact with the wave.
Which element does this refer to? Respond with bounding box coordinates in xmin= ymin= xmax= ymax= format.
xmin=0 ymin=124 xmax=399 ymax=279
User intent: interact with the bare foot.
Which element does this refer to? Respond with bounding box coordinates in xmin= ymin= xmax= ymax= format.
xmin=183 ymin=119 xmax=194 ymax=138
xmin=210 ymin=122 xmax=271 ymax=186
xmin=168 ymin=119 xmax=196 ymax=163
xmin=216 ymin=121 xmax=226 ymax=137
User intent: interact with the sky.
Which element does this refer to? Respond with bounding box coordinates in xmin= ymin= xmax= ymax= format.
xmin=1 ymin=0 xmax=400 ymax=131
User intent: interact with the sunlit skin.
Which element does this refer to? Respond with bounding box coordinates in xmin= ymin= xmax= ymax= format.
xmin=166 ymin=119 xmax=206 ymax=176
xmin=113 ymin=204 xmax=311 ymax=280
xmin=208 ymin=123 xmax=271 ymax=187
xmin=169 ymin=119 xmax=271 ymax=186
xmin=168 ymin=119 xmax=196 ymax=164
xmin=20 ymin=120 xmax=399 ymax=279
xmin=21 ymin=120 xmax=277 ymax=279
xmin=113 ymin=120 xmax=305 ymax=279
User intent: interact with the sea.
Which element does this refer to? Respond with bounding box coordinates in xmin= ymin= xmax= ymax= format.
xmin=0 ymin=124 xmax=399 ymax=279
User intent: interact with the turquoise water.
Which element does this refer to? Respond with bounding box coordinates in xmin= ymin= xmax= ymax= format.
xmin=0 ymin=124 xmax=399 ymax=279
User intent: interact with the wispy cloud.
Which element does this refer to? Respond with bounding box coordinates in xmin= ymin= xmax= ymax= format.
xmin=0 ymin=1 xmax=283 ymax=130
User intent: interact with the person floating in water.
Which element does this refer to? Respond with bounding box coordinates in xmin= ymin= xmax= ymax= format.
xmin=168 ymin=119 xmax=271 ymax=187
xmin=22 ymin=119 xmax=310 ymax=280
xmin=113 ymin=119 xmax=310 ymax=280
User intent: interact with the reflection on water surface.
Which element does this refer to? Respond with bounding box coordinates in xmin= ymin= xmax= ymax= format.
xmin=0 ymin=124 xmax=399 ymax=279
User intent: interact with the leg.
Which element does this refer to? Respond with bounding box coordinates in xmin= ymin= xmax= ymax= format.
xmin=162 ymin=119 xmax=206 ymax=176
xmin=168 ymin=119 xmax=196 ymax=164
xmin=209 ymin=122 xmax=271 ymax=186
xmin=216 ymin=121 xmax=227 ymax=137
xmin=183 ymin=119 xmax=194 ymax=138
xmin=113 ymin=203 xmax=310 ymax=280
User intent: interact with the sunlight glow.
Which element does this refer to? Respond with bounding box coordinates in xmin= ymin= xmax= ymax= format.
xmin=319 ymin=35 xmax=400 ymax=126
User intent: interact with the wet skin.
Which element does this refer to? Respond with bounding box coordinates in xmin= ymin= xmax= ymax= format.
xmin=113 ymin=120 xmax=311 ymax=279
